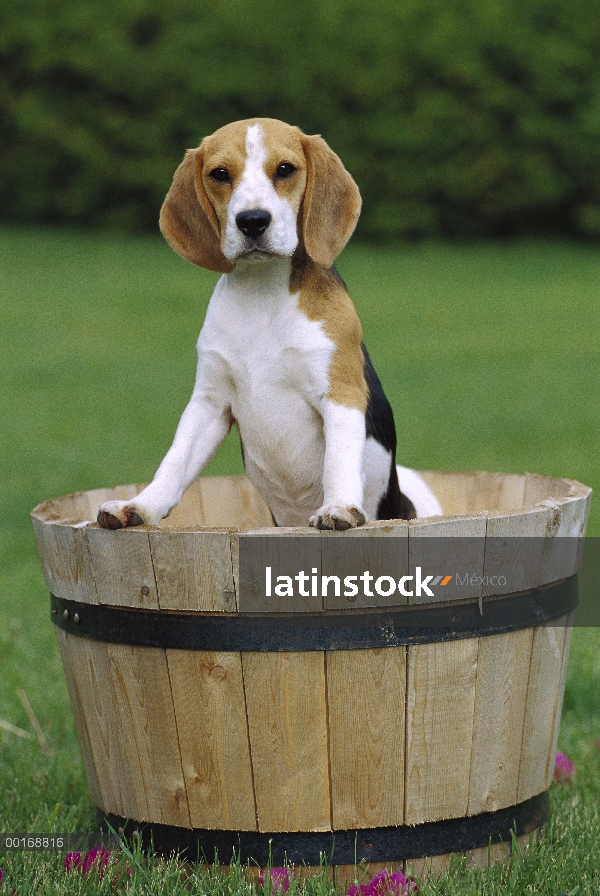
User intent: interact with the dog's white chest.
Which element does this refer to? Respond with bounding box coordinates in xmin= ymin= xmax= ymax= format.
xmin=198 ymin=268 xmax=335 ymax=519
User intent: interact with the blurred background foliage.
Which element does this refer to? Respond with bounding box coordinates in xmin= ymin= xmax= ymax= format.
xmin=2 ymin=0 xmax=600 ymax=239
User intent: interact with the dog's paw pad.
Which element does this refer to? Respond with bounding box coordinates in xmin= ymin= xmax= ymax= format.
xmin=97 ymin=509 xmax=124 ymax=529
xmin=309 ymin=505 xmax=366 ymax=530
xmin=97 ymin=502 xmax=145 ymax=529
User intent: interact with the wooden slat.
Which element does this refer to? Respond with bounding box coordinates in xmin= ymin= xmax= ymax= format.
xmin=405 ymin=852 xmax=453 ymax=880
xmin=157 ymin=479 xmax=206 ymax=529
xmin=416 ymin=471 xmax=526 ymax=516
xmin=517 ymin=621 xmax=569 ymax=802
xmin=242 ymin=651 xmax=330 ymax=832
xmin=467 ymin=628 xmax=534 ymax=815
xmin=54 ymin=631 xmax=134 ymax=817
xmin=539 ymin=486 xmax=592 ymax=585
xmin=523 ymin=474 xmax=571 ymax=507
xmin=104 ymin=643 xmax=191 ymax=826
xmin=57 ymin=635 xmax=192 ymax=826
xmin=166 ymin=649 xmax=256 ymax=830
xmin=404 ymin=638 xmax=479 ymax=825
xmin=150 ymin=531 xmax=236 ymax=611
xmin=199 ymin=475 xmax=273 ymax=530
xmin=406 ymin=827 xmax=543 ymax=879
xmin=546 ymin=612 xmax=574 ymax=789
xmin=31 ymin=517 xmax=98 ymax=603
xmin=55 ymin=630 xmax=104 ymax=806
xmin=408 ymin=515 xmax=487 ymax=603
xmin=483 ymin=505 xmax=550 ymax=596
xmin=327 ymin=646 xmax=406 ymax=829
xmin=85 ymin=526 xmax=159 ymax=608
xmin=235 ymin=529 xmax=321 ymax=613
xmin=467 ymin=839 xmax=511 ymax=869
xmin=63 ymin=490 xmax=101 ymax=523
xmin=322 ymin=522 xmax=408 ymax=610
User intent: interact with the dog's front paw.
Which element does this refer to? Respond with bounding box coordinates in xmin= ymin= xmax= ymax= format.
xmin=97 ymin=500 xmax=147 ymax=529
xmin=309 ymin=504 xmax=366 ymax=531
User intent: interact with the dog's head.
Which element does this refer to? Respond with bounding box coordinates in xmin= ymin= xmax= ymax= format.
xmin=159 ymin=118 xmax=361 ymax=273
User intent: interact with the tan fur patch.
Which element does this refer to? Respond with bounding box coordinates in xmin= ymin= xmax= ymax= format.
xmin=291 ymin=253 xmax=368 ymax=412
xmin=159 ymin=149 xmax=233 ymax=273
xmin=300 ymin=133 xmax=362 ymax=269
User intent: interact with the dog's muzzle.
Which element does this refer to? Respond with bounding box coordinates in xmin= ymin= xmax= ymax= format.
xmin=236 ymin=210 xmax=272 ymax=240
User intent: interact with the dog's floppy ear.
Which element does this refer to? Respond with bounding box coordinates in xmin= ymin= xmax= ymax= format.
xmin=300 ymin=134 xmax=362 ymax=269
xmin=159 ymin=147 xmax=234 ymax=274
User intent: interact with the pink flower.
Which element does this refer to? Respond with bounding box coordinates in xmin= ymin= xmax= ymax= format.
xmin=65 ymin=848 xmax=112 ymax=876
xmin=348 ymin=870 xmax=417 ymax=896
xmin=0 ymin=866 xmax=3 ymax=881
xmin=554 ymin=752 xmax=575 ymax=783
xmin=259 ymin=867 xmax=297 ymax=892
xmin=65 ymin=853 xmax=81 ymax=872
xmin=81 ymin=848 xmax=111 ymax=876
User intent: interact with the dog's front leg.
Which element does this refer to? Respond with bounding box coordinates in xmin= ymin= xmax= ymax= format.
xmin=309 ymin=400 xmax=367 ymax=530
xmin=97 ymin=389 xmax=231 ymax=529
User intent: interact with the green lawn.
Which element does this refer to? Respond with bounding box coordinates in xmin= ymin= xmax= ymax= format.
xmin=0 ymin=227 xmax=599 ymax=894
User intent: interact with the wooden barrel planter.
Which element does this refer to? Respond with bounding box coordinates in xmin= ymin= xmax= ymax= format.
xmin=31 ymin=470 xmax=591 ymax=884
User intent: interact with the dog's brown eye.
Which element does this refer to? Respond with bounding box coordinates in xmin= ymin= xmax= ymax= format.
xmin=209 ymin=168 xmax=230 ymax=183
xmin=275 ymin=163 xmax=296 ymax=180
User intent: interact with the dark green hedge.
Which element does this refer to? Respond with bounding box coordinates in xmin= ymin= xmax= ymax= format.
xmin=2 ymin=0 xmax=600 ymax=238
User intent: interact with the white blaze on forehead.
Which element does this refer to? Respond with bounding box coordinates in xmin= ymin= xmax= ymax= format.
xmin=245 ymin=123 xmax=267 ymax=174
xmin=222 ymin=123 xmax=299 ymax=261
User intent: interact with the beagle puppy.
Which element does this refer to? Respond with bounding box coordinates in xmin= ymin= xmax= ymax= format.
xmin=97 ymin=118 xmax=441 ymax=531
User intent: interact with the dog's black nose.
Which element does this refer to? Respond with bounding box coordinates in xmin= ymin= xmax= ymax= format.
xmin=236 ymin=210 xmax=272 ymax=239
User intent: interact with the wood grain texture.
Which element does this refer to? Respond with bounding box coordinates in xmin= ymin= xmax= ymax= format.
xmin=103 ymin=643 xmax=191 ymax=826
xmin=31 ymin=517 xmax=98 ymax=603
xmin=166 ymin=649 xmax=256 ymax=830
xmin=467 ymin=628 xmax=534 ymax=815
xmin=55 ymin=630 xmax=103 ymax=806
xmin=518 ymin=621 xmax=569 ymax=802
xmin=523 ymin=474 xmax=571 ymax=507
xmin=55 ymin=631 xmax=135 ymax=818
xmin=321 ymin=523 xmax=408 ymax=610
xmin=199 ymin=475 xmax=273 ymax=529
xmin=326 ymin=646 xmax=406 ymax=829
xmin=546 ymin=613 xmax=574 ymax=788
xmin=235 ymin=529 xmax=321 ymax=613
xmin=156 ymin=478 xmax=206 ymax=529
xmin=483 ymin=505 xmax=550 ymax=596
xmin=150 ymin=530 xmax=236 ymax=611
xmin=242 ymin=651 xmax=331 ymax=832
xmin=408 ymin=515 xmax=487 ymax=603
xmin=85 ymin=526 xmax=159 ymax=608
xmin=405 ymin=638 xmax=479 ymax=825
xmin=416 ymin=470 xmax=527 ymax=516
xmin=538 ymin=485 xmax=592 ymax=585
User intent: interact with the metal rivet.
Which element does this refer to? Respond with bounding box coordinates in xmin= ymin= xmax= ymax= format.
xmin=141 ymin=586 xmax=150 ymax=597
xmin=63 ymin=609 xmax=69 ymax=621
xmin=73 ymin=613 xmax=80 ymax=624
